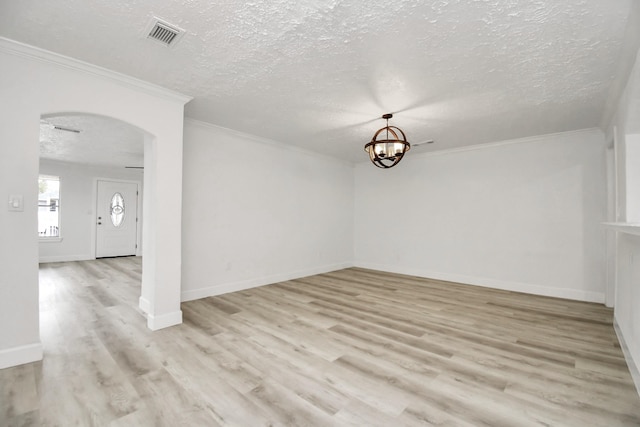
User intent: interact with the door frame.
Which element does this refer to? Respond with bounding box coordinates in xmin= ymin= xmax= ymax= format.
xmin=91 ymin=177 xmax=143 ymax=259
xmin=605 ymin=125 xmax=620 ymax=308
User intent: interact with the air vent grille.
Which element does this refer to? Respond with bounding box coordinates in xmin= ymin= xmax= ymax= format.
xmin=145 ymin=18 xmax=184 ymax=47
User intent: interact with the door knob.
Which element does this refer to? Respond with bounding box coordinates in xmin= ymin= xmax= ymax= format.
xmin=98 ymin=222 xmax=102 ymax=225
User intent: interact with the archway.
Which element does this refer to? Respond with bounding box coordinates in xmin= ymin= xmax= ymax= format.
xmin=35 ymin=108 xmax=185 ymax=332
xmin=0 ymin=39 xmax=191 ymax=369
xmin=38 ymin=113 xmax=146 ymax=303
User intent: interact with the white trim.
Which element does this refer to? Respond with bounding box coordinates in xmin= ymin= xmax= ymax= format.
xmin=181 ymin=262 xmax=354 ymax=301
xmin=0 ymin=37 xmax=192 ymax=104
xmin=146 ymin=310 xmax=182 ymax=331
xmin=0 ymin=343 xmax=43 ymax=369
xmin=139 ymin=296 xmax=151 ymax=314
xmin=353 ymin=262 xmax=605 ymax=303
xmin=39 ymin=237 xmax=63 ymax=243
xmin=603 ymin=222 xmax=640 ymax=237
xmin=39 ymin=254 xmax=92 ymax=263
xmin=614 ymin=318 xmax=640 ymax=397
xmin=185 ymin=118 xmax=354 ymax=168
xmin=357 ymin=128 xmax=604 ymax=164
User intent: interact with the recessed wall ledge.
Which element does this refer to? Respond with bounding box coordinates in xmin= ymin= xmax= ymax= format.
xmin=603 ymin=222 xmax=640 ymax=236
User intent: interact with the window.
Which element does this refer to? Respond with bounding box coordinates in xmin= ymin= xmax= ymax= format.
xmin=110 ymin=192 xmax=125 ymax=227
xmin=38 ymin=175 xmax=60 ymax=238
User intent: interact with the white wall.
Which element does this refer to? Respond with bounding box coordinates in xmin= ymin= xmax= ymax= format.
xmin=355 ymin=129 xmax=607 ymax=302
xmin=615 ymin=233 xmax=640 ymax=391
xmin=625 ymin=135 xmax=640 ymax=222
xmin=0 ymin=38 xmax=189 ymax=369
xmin=606 ymin=46 xmax=640 ymax=394
xmin=181 ymin=120 xmax=354 ymax=300
xmin=38 ymin=159 xmax=143 ymax=263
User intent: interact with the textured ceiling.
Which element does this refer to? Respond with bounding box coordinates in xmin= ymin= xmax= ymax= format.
xmin=40 ymin=115 xmax=144 ymax=168
xmin=0 ymin=0 xmax=636 ymax=163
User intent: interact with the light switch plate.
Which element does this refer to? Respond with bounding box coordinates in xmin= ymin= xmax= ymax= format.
xmin=8 ymin=195 xmax=24 ymax=212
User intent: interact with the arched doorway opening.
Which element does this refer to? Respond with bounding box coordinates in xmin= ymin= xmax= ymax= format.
xmin=38 ymin=113 xmax=146 ymax=311
xmin=35 ymin=109 xmax=183 ymax=332
xmin=0 ymin=41 xmax=190 ymax=368
xmin=39 ymin=113 xmax=146 ymax=256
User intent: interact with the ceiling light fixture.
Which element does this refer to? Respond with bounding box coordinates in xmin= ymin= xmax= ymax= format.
xmin=364 ymin=113 xmax=410 ymax=169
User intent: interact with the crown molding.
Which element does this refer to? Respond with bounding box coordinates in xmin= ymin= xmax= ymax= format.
xmin=185 ymin=118 xmax=354 ymax=168
xmin=354 ymin=128 xmax=604 ymax=165
xmin=408 ymin=127 xmax=604 ymax=161
xmin=0 ymin=37 xmax=192 ymax=105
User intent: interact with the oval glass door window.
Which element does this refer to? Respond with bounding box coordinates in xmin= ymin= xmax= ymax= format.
xmin=110 ymin=192 xmax=125 ymax=227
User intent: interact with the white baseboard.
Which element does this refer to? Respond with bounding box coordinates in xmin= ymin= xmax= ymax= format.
xmin=39 ymin=254 xmax=92 ymax=263
xmin=146 ymin=310 xmax=182 ymax=331
xmin=181 ymin=262 xmax=354 ymax=301
xmin=140 ymin=297 xmax=181 ymax=330
xmin=353 ymin=262 xmax=605 ymax=303
xmin=139 ymin=296 xmax=150 ymax=314
xmin=614 ymin=318 xmax=640 ymax=397
xmin=0 ymin=342 xmax=43 ymax=369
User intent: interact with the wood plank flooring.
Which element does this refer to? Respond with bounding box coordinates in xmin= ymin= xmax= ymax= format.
xmin=1 ymin=257 xmax=639 ymax=426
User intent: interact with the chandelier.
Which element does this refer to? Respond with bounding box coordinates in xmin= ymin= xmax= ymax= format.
xmin=364 ymin=113 xmax=411 ymax=168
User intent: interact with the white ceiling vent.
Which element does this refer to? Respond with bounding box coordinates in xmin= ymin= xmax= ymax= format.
xmin=145 ymin=17 xmax=185 ymax=47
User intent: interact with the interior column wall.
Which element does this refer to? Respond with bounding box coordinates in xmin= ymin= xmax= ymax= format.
xmin=607 ymin=46 xmax=640 ymax=394
xmin=0 ymin=38 xmax=189 ymax=368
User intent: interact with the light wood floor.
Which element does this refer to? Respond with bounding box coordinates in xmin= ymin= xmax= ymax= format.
xmin=1 ymin=258 xmax=639 ymax=426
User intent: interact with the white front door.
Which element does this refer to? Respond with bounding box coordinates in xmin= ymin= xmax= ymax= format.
xmin=96 ymin=180 xmax=138 ymax=258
